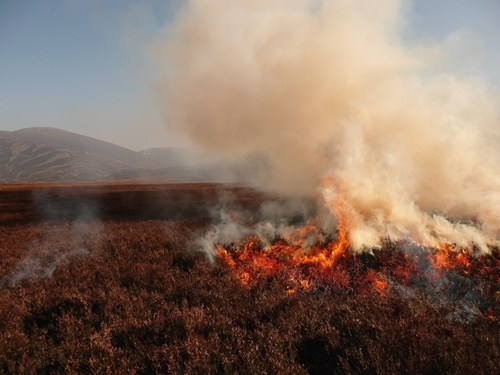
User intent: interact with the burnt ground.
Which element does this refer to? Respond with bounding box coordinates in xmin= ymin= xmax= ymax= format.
xmin=0 ymin=183 xmax=500 ymax=374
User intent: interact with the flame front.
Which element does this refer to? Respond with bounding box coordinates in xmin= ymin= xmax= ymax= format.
xmin=216 ymin=188 xmax=354 ymax=292
xmin=214 ymin=188 xmax=500 ymax=317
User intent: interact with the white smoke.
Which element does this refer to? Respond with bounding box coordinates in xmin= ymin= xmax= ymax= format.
xmin=153 ymin=0 xmax=500 ymax=251
xmin=2 ymin=194 xmax=102 ymax=287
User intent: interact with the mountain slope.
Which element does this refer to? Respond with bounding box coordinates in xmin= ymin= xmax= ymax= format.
xmin=0 ymin=127 xmax=252 ymax=183
xmin=0 ymin=130 xmax=141 ymax=182
xmin=12 ymin=127 xmax=145 ymax=168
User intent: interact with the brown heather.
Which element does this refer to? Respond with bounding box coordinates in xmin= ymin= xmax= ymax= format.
xmin=0 ymin=184 xmax=499 ymax=374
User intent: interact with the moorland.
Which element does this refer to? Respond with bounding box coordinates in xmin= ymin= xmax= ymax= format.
xmin=1 ymin=182 xmax=500 ymax=375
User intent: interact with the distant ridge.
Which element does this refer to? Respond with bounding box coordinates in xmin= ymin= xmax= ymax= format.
xmin=0 ymin=128 xmax=141 ymax=182
xmin=12 ymin=127 xmax=143 ymax=167
xmin=0 ymin=127 xmax=251 ymax=183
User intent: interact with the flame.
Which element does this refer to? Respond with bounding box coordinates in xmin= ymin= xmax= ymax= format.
xmin=214 ymin=189 xmax=499 ymax=320
xmin=430 ymin=244 xmax=457 ymax=270
xmin=217 ymin=193 xmax=476 ymax=294
xmin=217 ymin=217 xmax=350 ymax=291
xmin=430 ymin=244 xmax=473 ymax=272
xmin=216 ymin=185 xmax=354 ymax=292
xmin=374 ymin=278 xmax=388 ymax=295
xmin=216 ymin=194 xmax=356 ymax=295
xmin=370 ymin=271 xmax=388 ymax=296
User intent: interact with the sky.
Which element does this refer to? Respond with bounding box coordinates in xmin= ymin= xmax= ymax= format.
xmin=1 ymin=0 xmax=500 ymax=151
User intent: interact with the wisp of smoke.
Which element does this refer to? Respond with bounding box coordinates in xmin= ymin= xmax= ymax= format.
xmin=153 ymin=0 xmax=500 ymax=252
xmin=2 ymin=192 xmax=102 ymax=287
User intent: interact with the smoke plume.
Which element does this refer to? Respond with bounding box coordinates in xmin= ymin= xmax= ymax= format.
xmin=154 ymin=0 xmax=500 ymax=251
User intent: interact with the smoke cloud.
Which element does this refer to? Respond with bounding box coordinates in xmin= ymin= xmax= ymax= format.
xmin=153 ymin=0 xmax=500 ymax=251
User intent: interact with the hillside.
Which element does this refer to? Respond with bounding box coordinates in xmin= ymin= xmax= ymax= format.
xmin=0 ymin=129 xmax=138 ymax=182
xmin=0 ymin=127 xmax=240 ymax=183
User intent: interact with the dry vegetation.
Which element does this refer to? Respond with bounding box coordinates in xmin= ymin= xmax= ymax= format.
xmin=1 ymin=184 xmax=500 ymax=374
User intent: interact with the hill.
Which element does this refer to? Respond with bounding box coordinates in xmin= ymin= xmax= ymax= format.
xmin=0 ymin=127 xmax=243 ymax=183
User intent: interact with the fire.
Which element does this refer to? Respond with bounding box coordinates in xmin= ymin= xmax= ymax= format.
xmin=213 ymin=189 xmax=500 ymax=320
xmin=216 ymin=189 xmax=354 ymax=292
xmin=374 ymin=277 xmax=388 ymax=295
xmin=217 ymin=230 xmax=499 ymax=320
xmin=369 ymin=270 xmax=388 ymax=296
xmin=216 ymin=217 xmax=396 ymax=297
xmin=216 ymin=216 xmax=348 ymax=289
xmin=429 ymin=244 xmax=473 ymax=272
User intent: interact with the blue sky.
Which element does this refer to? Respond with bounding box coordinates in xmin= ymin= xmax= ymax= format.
xmin=1 ymin=0 xmax=499 ymax=150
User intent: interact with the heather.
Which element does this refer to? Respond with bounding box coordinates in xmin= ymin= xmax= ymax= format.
xmin=1 ymin=184 xmax=500 ymax=374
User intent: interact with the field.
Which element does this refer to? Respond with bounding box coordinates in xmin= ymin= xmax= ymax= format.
xmin=1 ymin=183 xmax=500 ymax=374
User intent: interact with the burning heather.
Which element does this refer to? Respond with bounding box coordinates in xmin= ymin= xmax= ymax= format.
xmin=153 ymin=1 xmax=500 ymax=304
xmin=197 ymin=194 xmax=500 ymax=322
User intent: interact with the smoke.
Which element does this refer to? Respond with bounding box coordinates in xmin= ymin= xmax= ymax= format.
xmin=199 ymin=195 xmax=333 ymax=263
xmin=1 ymin=191 xmax=102 ymax=287
xmin=154 ymin=0 xmax=500 ymax=251
xmin=2 ymin=221 xmax=96 ymax=287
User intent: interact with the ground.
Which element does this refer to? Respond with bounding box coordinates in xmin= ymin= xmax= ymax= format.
xmin=0 ymin=183 xmax=499 ymax=374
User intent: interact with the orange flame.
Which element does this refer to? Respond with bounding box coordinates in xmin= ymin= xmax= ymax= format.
xmin=430 ymin=244 xmax=472 ymax=272
xmin=215 ymin=188 xmax=498 ymax=323
xmin=216 ymin=190 xmax=353 ymax=292
xmin=216 ymin=223 xmax=350 ymax=290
